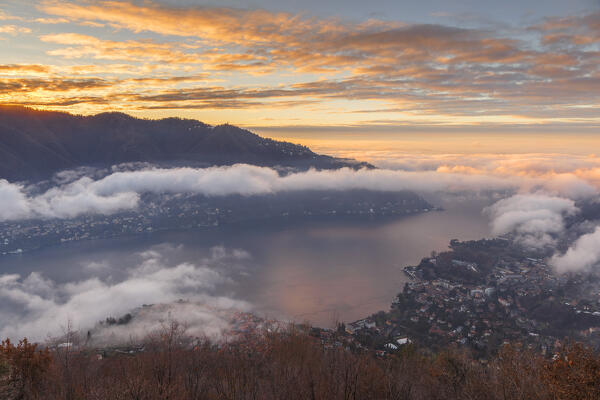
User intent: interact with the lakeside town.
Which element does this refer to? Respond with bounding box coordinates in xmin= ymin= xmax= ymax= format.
xmin=332 ymin=236 xmax=600 ymax=360
xmin=0 ymin=190 xmax=433 ymax=256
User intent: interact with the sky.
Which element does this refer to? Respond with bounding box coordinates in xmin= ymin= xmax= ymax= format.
xmin=1 ymin=0 xmax=600 ymax=151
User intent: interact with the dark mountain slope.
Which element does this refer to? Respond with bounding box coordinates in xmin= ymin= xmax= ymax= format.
xmin=0 ymin=106 xmax=368 ymax=181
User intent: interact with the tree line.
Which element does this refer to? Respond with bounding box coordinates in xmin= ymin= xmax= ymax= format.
xmin=1 ymin=322 xmax=599 ymax=400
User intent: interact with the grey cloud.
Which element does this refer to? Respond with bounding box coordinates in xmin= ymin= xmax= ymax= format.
xmin=552 ymin=226 xmax=600 ymax=273
xmin=0 ymin=247 xmax=251 ymax=342
xmin=485 ymin=194 xmax=579 ymax=248
xmin=0 ymin=180 xmax=31 ymax=220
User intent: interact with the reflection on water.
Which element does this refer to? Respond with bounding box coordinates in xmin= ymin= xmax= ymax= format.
xmin=0 ymin=199 xmax=491 ymax=327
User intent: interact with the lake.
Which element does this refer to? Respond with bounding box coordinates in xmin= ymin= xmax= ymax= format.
xmin=0 ymin=196 xmax=492 ymax=328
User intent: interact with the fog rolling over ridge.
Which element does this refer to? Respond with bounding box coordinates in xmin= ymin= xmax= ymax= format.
xmin=0 ymin=244 xmax=254 ymax=343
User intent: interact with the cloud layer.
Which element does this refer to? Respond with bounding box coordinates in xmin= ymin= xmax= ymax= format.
xmin=3 ymin=160 xmax=599 ymax=270
xmin=552 ymin=227 xmax=600 ymax=274
xmin=2 ymin=162 xmax=598 ymax=222
xmin=0 ymin=246 xmax=251 ymax=342
xmin=486 ymin=194 xmax=579 ymax=248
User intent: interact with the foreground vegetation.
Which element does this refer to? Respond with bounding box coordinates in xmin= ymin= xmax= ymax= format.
xmin=1 ymin=324 xmax=600 ymax=400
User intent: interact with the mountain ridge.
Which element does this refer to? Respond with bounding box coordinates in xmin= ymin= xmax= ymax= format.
xmin=0 ymin=106 xmax=369 ymax=181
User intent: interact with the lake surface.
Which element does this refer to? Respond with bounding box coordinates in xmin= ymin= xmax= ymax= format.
xmin=0 ymin=197 xmax=492 ymax=327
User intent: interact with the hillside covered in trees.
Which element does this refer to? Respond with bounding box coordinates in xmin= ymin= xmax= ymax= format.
xmin=0 ymin=106 xmax=367 ymax=181
xmin=1 ymin=325 xmax=599 ymax=400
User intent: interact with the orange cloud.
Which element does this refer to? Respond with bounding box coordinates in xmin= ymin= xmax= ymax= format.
xmin=40 ymin=1 xmax=308 ymax=45
xmin=0 ymin=0 xmax=595 ymax=123
xmin=0 ymin=64 xmax=51 ymax=75
xmin=0 ymin=24 xmax=31 ymax=35
xmin=41 ymin=33 xmax=204 ymax=64
xmin=0 ymin=10 xmax=23 ymax=21
xmin=34 ymin=17 xmax=70 ymax=24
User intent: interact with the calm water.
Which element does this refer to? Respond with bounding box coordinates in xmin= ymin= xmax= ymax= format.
xmin=0 ymin=197 xmax=492 ymax=327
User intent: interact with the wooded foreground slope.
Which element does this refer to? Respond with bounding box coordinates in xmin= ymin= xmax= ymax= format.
xmin=1 ymin=326 xmax=599 ymax=400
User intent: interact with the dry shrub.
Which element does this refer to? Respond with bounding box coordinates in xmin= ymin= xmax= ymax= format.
xmin=4 ymin=326 xmax=600 ymax=400
xmin=0 ymin=338 xmax=51 ymax=399
xmin=543 ymin=342 xmax=600 ymax=400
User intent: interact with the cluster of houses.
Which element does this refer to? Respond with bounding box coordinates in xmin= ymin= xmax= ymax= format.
xmin=340 ymin=239 xmax=600 ymax=358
